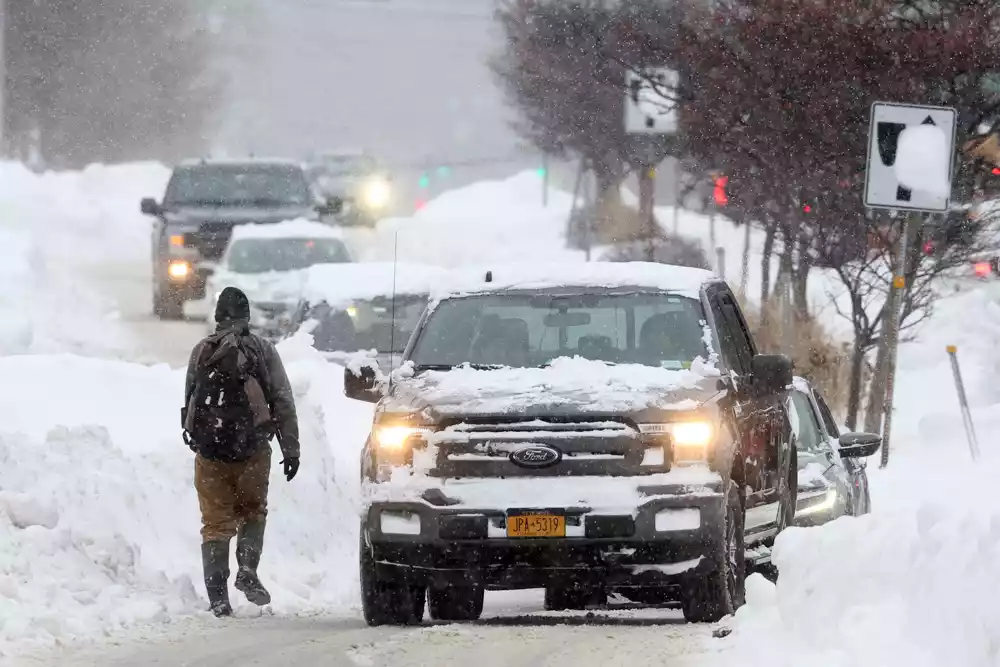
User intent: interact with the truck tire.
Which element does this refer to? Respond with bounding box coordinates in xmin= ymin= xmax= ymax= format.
xmin=428 ymin=584 xmax=484 ymax=621
xmin=359 ymin=532 xmax=424 ymax=626
xmin=153 ymin=284 xmax=184 ymax=320
xmin=681 ymin=480 xmax=745 ymax=623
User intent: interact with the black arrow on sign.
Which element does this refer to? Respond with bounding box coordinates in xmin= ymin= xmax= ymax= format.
xmin=922 ymin=115 xmax=935 ymax=126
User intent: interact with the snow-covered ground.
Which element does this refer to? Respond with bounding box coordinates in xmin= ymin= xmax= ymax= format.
xmin=2 ymin=164 xmax=998 ymax=666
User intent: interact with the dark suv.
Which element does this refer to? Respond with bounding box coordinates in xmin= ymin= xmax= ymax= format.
xmin=343 ymin=263 xmax=796 ymax=625
xmin=140 ymin=159 xmax=340 ymax=319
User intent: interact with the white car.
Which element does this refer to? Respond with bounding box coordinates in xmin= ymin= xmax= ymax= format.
xmin=206 ymin=218 xmax=354 ymax=339
xmin=283 ymin=262 xmax=450 ymax=370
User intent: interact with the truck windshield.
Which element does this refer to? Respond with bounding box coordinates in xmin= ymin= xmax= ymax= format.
xmin=164 ymin=164 xmax=313 ymax=207
xmin=309 ymin=294 xmax=428 ymax=354
xmin=409 ymin=292 xmax=709 ymax=369
xmin=226 ymin=238 xmax=351 ymax=274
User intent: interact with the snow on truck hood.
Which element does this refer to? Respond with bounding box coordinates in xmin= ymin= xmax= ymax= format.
xmin=210 ymin=267 xmax=309 ymax=304
xmin=163 ymin=206 xmax=315 ymax=226
xmin=385 ymin=356 xmax=722 ymax=418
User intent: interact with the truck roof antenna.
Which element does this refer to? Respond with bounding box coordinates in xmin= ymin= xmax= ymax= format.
xmin=387 ymin=231 xmax=399 ymax=393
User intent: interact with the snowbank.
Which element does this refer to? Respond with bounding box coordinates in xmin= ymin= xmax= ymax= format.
xmin=0 ymin=161 xmax=171 ymax=358
xmin=710 ymin=279 xmax=1000 ymax=667
xmin=362 ymin=171 xmax=587 ymax=265
xmin=0 ymin=343 xmax=375 ymax=657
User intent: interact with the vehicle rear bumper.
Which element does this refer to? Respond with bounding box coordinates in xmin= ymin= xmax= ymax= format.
xmin=363 ymin=486 xmax=725 ymax=590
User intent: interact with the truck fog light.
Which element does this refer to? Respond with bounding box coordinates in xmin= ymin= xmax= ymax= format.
xmin=380 ymin=511 xmax=421 ymax=535
xmin=641 ymin=446 xmax=665 ymax=466
xmin=654 ymin=508 xmax=701 ymax=532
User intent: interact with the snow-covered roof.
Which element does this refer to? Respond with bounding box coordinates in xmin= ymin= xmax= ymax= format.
xmin=301 ymin=262 xmax=451 ymax=308
xmin=432 ymin=261 xmax=719 ymax=300
xmin=230 ymin=218 xmax=346 ymax=242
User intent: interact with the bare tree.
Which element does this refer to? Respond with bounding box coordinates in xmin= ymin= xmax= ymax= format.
xmin=5 ymin=0 xmax=220 ymax=167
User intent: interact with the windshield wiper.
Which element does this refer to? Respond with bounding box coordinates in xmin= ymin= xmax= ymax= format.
xmin=414 ymin=363 xmax=504 ymax=372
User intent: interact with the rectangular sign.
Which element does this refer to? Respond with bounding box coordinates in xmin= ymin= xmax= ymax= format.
xmin=864 ymin=102 xmax=957 ymax=212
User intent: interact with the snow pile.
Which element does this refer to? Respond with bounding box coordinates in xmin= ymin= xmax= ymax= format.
xmin=0 ymin=161 xmax=170 ymax=357
xmin=895 ymin=124 xmax=951 ymax=197
xmin=362 ymin=171 xmax=586 ymax=265
xmin=0 ymin=346 xmax=375 ymax=657
xmin=391 ymin=356 xmax=719 ymax=415
xmin=712 ymin=280 xmax=1000 ymax=667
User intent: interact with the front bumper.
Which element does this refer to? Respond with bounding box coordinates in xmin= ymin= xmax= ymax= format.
xmin=364 ymin=482 xmax=725 ymax=591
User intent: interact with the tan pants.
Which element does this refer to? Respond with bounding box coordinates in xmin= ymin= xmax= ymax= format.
xmin=194 ymin=446 xmax=271 ymax=542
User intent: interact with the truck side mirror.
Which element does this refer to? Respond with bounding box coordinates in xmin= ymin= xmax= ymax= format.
xmin=751 ymin=353 xmax=793 ymax=394
xmin=141 ymin=197 xmax=161 ymax=215
xmin=317 ymin=197 xmax=343 ymax=216
xmin=838 ymin=432 xmax=882 ymax=458
xmin=344 ymin=363 xmax=381 ymax=403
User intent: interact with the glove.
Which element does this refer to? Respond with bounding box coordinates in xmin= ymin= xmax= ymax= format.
xmin=282 ymin=457 xmax=300 ymax=482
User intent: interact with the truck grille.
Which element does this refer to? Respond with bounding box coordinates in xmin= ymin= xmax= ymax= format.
xmin=184 ymin=222 xmax=237 ymax=261
xmin=426 ymin=416 xmax=670 ymax=478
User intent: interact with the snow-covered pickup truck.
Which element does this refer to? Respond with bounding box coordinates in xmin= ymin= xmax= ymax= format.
xmin=343 ymin=262 xmax=797 ymax=626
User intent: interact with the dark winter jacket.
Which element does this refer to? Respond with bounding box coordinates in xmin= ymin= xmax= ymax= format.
xmin=184 ymin=320 xmax=301 ymax=460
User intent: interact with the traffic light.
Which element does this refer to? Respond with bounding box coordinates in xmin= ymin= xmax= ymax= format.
xmin=436 ymin=166 xmax=451 ymax=178
xmin=418 ymin=173 xmax=430 ymax=189
xmin=536 ymin=166 xmax=547 ymax=178
xmin=713 ymin=175 xmax=728 ymax=206
xmin=802 ymin=203 xmax=813 ymax=213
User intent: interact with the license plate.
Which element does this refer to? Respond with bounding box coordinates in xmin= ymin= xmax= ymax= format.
xmin=506 ymin=513 xmax=566 ymax=538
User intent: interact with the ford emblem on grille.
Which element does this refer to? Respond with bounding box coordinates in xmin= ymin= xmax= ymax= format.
xmin=509 ymin=444 xmax=562 ymax=469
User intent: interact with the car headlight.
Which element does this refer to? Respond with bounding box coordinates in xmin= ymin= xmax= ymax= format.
xmin=796 ymin=487 xmax=839 ymax=518
xmin=373 ymin=425 xmax=430 ymax=449
xmin=361 ymin=179 xmax=391 ymax=210
xmin=639 ymin=421 xmax=714 ymax=464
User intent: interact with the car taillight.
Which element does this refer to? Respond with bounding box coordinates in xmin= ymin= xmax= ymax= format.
xmin=974 ymin=261 xmax=992 ymax=278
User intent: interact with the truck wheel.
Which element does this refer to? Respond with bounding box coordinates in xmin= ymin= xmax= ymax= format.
xmin=681 ymin=480 xmax=745 ymax=623
xmin=776 ymin=453 xmax=798 ymax=533
xmin=543 ymin=584 xmax=606 ymax=611
xmin=428 ymin=584 xmax=484 ymax=622
xmin=153 ymin=285 xmax=184 ymax=320
xmin=359 ymin=533 xmax=424 ymax=626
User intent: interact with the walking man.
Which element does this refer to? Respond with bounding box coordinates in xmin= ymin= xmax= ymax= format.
xmin=183 ymin=286 xmax=300 ymax=617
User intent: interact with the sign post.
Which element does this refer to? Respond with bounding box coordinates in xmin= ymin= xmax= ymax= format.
xmin=946 ymin=345 xmax=980 ymax=461
xmin=863 ymin=102 xmax=957 ymax=467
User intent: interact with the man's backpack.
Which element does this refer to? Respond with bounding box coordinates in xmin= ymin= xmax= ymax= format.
xmin=183 ymin=333 xmax=272 ymax=462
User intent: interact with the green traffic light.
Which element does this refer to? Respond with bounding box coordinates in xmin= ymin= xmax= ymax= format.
xmin=418 ymin=174 xmax=430 ymax=188
xmin=436 ymin=166 xmax=451 ymax=178
xmin=536 ymin=167 xmax=547 ymax=177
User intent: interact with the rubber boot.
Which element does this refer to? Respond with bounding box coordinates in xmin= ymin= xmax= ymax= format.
xmin=234 ymin=519 xmax=272 ymax=606
xmin=201 ymin=540 xmax=232 ymax=617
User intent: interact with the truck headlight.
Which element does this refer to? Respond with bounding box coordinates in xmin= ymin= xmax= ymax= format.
xmin=374 ymin=425 xmax=429 ymax=449
xmin=640 ymin=421 xmax=714 ymax=464
xmin=168 ymin=260 xmax=191 ymax=280
xmin=362 ymin=179 xmax=391 ymax=210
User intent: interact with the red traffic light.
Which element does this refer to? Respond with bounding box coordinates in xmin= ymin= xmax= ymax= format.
xmin=802 ymin=204 xmax=812 ymax=213
xmin=713 ymin=175 xmax=728 ymax=206
xmin=993 ymin=168 xmax=1000 ymax=176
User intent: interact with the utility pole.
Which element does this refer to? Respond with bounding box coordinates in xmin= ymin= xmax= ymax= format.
xmin=0 ymin=0 xmax=7 ymax=155
xmin=879 ymin=212 xmax=916 ymax=469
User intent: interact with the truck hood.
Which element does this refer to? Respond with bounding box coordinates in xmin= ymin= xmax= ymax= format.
xmin=383 ymin=357 xmax=721 ymax=420
xmin=164 ymin=205 xmax=316 ymax=226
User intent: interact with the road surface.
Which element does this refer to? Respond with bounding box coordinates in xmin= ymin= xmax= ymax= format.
xmin=11 ymin=592 xmax=719 ymax=667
